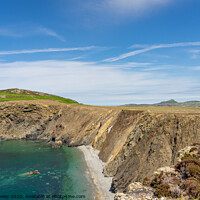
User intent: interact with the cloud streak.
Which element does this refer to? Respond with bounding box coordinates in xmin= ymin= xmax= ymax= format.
xmin=0 ymin=25 xmax=65 ymax=42
xmin=106 ymin=0 xmax=171 ymax=14
xmin=129 ymin=44 xmax=149 ymax=49
xmin=37 ymin=26 xmax=66 ymax=42
xmin=104 ymin=42 xmax=200 ymax=62
xmin=0 ymin=60 xmax=199 ymax=105
xmin=191 ymin=66 xmax=200 ymax=70
xmin=73 ymin=0 xmax=174 ymax=24
xmin=0 ymin=28 xmax=22 ymax=37
xmin=0 ymin=46 xmax=95 ymax=55
xmin=189 ymin=49 xmax=200 ymax=54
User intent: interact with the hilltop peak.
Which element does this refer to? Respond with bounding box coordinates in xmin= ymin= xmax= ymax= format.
xmin=0 ymin=88 xmax=79 ymax=104
xmin=161 ymin=99 xmax=177 ymax=103
xmin=0 ymin=88 xmax=51 ymax=96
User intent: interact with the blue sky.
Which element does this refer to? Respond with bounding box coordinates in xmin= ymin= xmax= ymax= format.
xmin=0 ymin=0 xmax=200 ymax=105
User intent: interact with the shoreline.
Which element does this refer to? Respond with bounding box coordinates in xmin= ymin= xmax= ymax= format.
xmin=77 ymin=145 xmax=114 ymax=200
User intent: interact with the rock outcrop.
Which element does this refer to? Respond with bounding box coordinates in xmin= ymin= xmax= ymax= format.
xmin=114 ymin=182 xmax=159 ymax=200
xmin=1 ymin=100 xmax=200 ymax=195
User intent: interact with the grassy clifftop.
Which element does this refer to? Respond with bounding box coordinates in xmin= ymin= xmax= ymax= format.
xmin=0 ymin=88 xmax=79 ymax=104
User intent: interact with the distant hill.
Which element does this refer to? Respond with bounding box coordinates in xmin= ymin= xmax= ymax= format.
xmin=122 ymin=99 xmax=200 ymax=107
xmin=0 ymin=88 xmax=79 ymax=104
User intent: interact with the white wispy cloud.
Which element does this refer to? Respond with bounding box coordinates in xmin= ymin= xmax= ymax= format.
xmin=0 ymin=28 xmax=22 ymax=37
xmin=0 ymin=25 xmax=65 ymax=42
xmin=104 ymin=42 xmax=200 ymax=62
xmin=70 ymin=56 xmax=86 ymax=61
xmin=191 ymin=66 xmax=200 ymax=70
xmin=129 ymin=44 xmax=149 ymax=49
xmin=0 ymin=60 xmax=198 ymax=105
xmin=142 ymin=67 xmax=168 ymax=71
xmin=106 ymin=62 xmax=152 ymax=69
xmin=37 ymin=26 xmax=65 ymax=42
xmin=105 ymin=0 xmax=171 ymax=15
xmin=0 ymin=46 xmax=95 ymax=55
xmin=189 ymin=49 xmax=200 ymax=54
xmin=187 ymin=49 xmax=200 ymax=59
xmin=76 ymin=0 xmax=174 ymax=23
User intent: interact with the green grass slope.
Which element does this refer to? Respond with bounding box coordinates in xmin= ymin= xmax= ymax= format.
xmin=0 ymin=88 xmax=79 ymax=104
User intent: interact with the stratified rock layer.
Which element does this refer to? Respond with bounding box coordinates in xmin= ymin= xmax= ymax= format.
xmin=1 ymin=100 xmax=200 ymax=193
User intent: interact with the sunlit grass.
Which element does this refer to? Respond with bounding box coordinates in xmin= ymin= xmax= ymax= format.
xmin=0 ymin=92 xmax=79 ymax=104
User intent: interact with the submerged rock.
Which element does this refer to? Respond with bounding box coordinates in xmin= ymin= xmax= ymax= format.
xmin=27 ymin=170 xmax=40 ymax=175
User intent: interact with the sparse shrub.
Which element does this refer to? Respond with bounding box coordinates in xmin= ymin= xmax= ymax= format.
xmin=175 ymin=147 xmax=200 ymax=199
xmin=190 ymin=147 xmax=197 ymax=153
xmin=186 ymin=162 xmax=200 ymax=178
xmin=180 ymin=154 xmax=199 ymax=161
xmin=181 ymin=178 xmax=200 ymax=198
xmin=151 ymin=172 xmax=174 ymax=197
xmin=143 ymin=177 xmax=150 ymax=186
xmin=154 ymin=184 xmax=172 ymax=197
xmin=151 ymin=172 xmax=164 ymax=188
xmin=151 ymin=145 xmax=200 ymax=199
xmin=176 ymin=159 xmax=200 ymax=179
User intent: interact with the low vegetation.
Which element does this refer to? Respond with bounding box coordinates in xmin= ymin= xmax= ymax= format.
xmin=147 ymin=144 xmax=200 ymax=199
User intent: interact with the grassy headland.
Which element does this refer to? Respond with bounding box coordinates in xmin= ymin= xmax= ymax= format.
xmin=0 ymin=88 xmax=79 ymax=104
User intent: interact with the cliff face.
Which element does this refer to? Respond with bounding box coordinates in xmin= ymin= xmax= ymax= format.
xmin=106 ymin=113 xmax=200 ymax=192
xmin=0 ymin=101 xmax=119 ymax=145
xmin=1 ymin=100 xmax=200 ymax=193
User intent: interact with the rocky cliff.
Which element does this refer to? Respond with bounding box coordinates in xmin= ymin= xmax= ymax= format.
xmin=1 ymin=100 xmax=200 ymax=194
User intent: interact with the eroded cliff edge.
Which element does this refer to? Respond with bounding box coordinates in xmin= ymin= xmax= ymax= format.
xmin=0 ymin=100 xmax=200 ymax=193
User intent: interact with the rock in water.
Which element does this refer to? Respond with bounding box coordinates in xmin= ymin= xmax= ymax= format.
xmin=51 ymin=140 xmax=62 ymax=148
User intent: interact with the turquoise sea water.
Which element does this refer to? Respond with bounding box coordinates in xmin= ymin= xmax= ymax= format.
xmin=0 ymin=140 xmax=94 ymax=200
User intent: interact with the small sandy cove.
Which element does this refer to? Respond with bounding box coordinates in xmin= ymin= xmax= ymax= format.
xmin=78 ymin=146 xmax=114 ymax=200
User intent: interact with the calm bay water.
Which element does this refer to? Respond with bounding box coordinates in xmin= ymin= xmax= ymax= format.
xmin=0 ymin=140 xmax=94 ymax=200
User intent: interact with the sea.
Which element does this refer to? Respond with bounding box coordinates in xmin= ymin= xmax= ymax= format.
xmin=0 ymin=140 xmax=94 ymax=200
